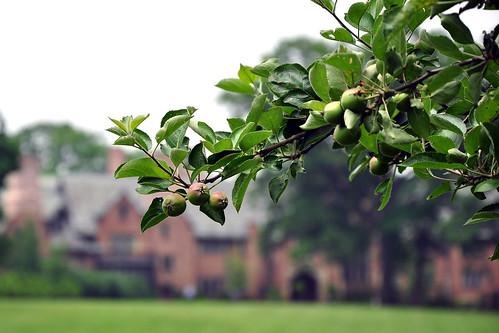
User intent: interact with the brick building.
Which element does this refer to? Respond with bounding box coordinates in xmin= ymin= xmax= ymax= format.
xmin=1 ymin=149 xmax=498 ymax=305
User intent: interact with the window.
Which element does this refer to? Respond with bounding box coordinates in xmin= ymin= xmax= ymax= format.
xmin=110 ymin=234 xmax=134 ymax=255
xmin=463 ymin=269 xmax=484 ymax=289
xmin=163 ymin=256 xmax=175 ymax=272
xmin=199 ymin=239 xmax=235 ymax=254
xmin=199 ymin=277 xmax=225 ymax=298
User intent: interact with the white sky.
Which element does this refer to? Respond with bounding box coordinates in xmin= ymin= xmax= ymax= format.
xmin=0 ymin=1 xmax=496 ymax=144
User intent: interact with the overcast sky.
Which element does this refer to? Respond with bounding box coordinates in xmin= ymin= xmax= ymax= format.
xmin=0 ymin=1 xmax=496 ymax=144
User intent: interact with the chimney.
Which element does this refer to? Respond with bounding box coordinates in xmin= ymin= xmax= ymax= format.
xmin=107 ymin=147 xmax=127 ymax=175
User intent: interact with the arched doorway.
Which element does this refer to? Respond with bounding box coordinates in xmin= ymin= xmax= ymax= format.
xmin=291 ymin=271 xmax=317 ymax=301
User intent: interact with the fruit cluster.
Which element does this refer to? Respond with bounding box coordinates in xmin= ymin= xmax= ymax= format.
xmin=161 ymin=182 xmax=228 ymax=217
xmin=322 ymin=88 xmax=404 ymax=177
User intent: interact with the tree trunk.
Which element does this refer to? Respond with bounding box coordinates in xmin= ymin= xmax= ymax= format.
xmin=380 ymin=232 xmax=399 ymax=304
xmin=411 ymin=229 xmax=430 ymax=305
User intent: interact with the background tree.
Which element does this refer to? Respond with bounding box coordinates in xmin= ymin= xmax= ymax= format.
xmin=0 ymin=113 xmax=19 ymax=187
xmin=16 ymin=123 xmax=108 ymax=174
xmin=218 ymin=37 xmax=333 ymax=117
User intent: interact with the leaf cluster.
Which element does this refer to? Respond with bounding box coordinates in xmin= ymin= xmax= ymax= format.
xmin=108 ymin=0 xmax=499 ymax=260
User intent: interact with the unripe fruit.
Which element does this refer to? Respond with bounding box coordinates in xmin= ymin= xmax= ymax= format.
xmin=392 ymin=93 xmax=411 ymax=112
xmin=187 ymin=182 xmax=210 ymax=206
xmin=363 ymin=64 xmax=379 ymax=83
xmin=162 ymin=193 xmax=187 ymax=217
xmin=414 ymin=39 xmax=435 ymax=55
xmin=386 ymin=49 xmax=403 ymax=76
xmin=369 ymin=156 xmax=391 ymax=176
xmin=340 ymin=88 xmax=366 ymax=113
xmin=333 ymin=124 xmax=361 ymax=146
xmin=209 ymin=192 xmax=229 ymax=212
xmin=323 ymin=101 xmax=344 ymax=126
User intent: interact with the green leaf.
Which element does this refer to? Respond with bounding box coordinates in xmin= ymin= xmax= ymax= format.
xmin=250 ymin=58 xmax=279 ymax=78
xmin=419 ymin=30 xmax=466 ymax=60
xmin=345 ymin=2 xmax=374 ymax=32
xmin=141 ymin=198 xmax=167 ymax=233
xmin=109 ymin=117 xmax=127 ymax=132
xmin=320 ymin=28 xmax=355 ymax=44
xmin=158 ymin=115 xmax=193 ymax=142
xmin=170 ymin=148 xmax=188 ymax=167
xmin=214 ymin=138 xmax=233 ymax=153
xmin=481 ymin=122 xmax=499 ymax=158
xmin=135 ymin=185 xmax=167 ymax=195
xmin=130 ymin=114 xmax=150 ymax=131
xmin=232 ymin=172 xmax=254 ymax=212
xmin=259 ymin=107 xmax=283 ymax=135
xmin=245 ymin=94 xmax=267 ymax=126
xmin=430 ymin=113 xmax=466 ymax=137
xmin=465 ymin=203 xmax=499 ymax=225
xmin=303 ymin=100 xmax=327 ymax=111
xmin=374 ymin=176 xmax=393 ymax=211
xmin=380 ymin=128 xmax=418 ymax=145
xmin=268 ymin=171 xmax=289 ymax=204
xmin=106 ymin=126 xmax=127 ymax=137
xmin=239 ymin=130 xmax=272 ymax=152
xmin=325 ymin=65 xmax=348 ymax=101
xmin=408 ymin=107 xmax=431 ymax=139
xmin=464 ymin=126 xmax=481 ymax=154
xmin=222 ymin=155 xmax=262 ymax=180
xmin=309 ymin=62 xmax=332 ymax=102
xmin=227 ymin=118 xmax=246 ymax=131
xmin=439 ymin=13 xmax=474 ymax=44
xmin=475 ymin=90 xmax=499 ymax=123
xmin=189 ymin=120 xmax=216 ymax=144
xmin=133 ymin=129 xmax=152 ymax=150
xmin=430 ymin=81 xmax=462 ymax=105
xmin=200 ymin=201 xmax=225 ymax=225
xmin=267 ymin=63 xmax=317 ymax=107
xmin=113 ymin=135 xmax=135 ymax=147
xmin=474 ymin=178 xmax=499 ymax=193
xmin=215 ymin=78 xmax=254 ymax=95
xmin=300 ymin=111 xmax=329 ymax=130
xmin=114 ymin=158 xmax=172 ymax=179
xmin=426 ymin=66 xmax=464 ymax=93
xmin=489 ymin=244 xmax=499 ymax=261
xmin=343 ymin=109 xmax=362 ymax=130
xmin=238 ymin=64 xmax=258 ymax=84
xmin=323 ymin=52 xmax=363 ymax=75
xmin=427 ymin=181 xmax=452 ymax=199
xmin=399 ymin=152 xmax=467 ymax=169
xmin=207 ymin=151 xmax=241 ymax=173
xmin=188 ymin=143 xmax=207 ymax=169
xmin=428 ymin=135 xmax=456 ymax=154
xmin=408 ymin=6 xmax=431 ymax=32
xmin=230 ymin=122 xmax=256 ymax=149
xmin=137 ymin=176 xmax=173 ymax=189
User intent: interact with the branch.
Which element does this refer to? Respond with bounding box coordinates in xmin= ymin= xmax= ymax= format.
xmin=138 ymin=145 xmax=190 ymax=188
xmin=394 ymin=56 xmax=486 ymax=93
xmin=257 ymin=131 xmax=307 ymax=158
xmin=316 ymin=0 xmax=372 ymax=50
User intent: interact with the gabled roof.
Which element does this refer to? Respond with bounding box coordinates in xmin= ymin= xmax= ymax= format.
xmin=40 ymin=172 xmax=267 ymax=241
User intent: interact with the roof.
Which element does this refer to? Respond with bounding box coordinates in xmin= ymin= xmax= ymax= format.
xmin=40 ymin=172 xmax=268 ymax=241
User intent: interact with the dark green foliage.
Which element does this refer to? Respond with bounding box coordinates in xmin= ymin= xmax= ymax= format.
xmin=16 ymin=123 xmax=107 ymax=174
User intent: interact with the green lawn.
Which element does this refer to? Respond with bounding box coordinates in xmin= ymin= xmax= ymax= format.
xmin=0 ymin=299 xmax=497 ymax=333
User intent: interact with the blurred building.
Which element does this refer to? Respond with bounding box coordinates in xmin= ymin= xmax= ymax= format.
xmin=1 ymin=149 xmax=499 ymax=306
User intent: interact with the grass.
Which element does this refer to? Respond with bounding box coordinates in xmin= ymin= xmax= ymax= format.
xmin=0 ymin=299 xmax=498 ymax=333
